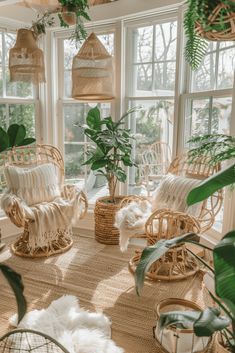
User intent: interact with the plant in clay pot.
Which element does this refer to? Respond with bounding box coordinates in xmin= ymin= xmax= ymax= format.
xmin=184 ymin=0 xmax=235 ymax=70
xmin=82 ymin=106 xmax=137 ymax=244
xmin=135 ymin=133 xmax=235 ymax=352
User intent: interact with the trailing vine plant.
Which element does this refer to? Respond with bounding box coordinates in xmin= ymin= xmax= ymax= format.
xmin=184 ymin=0 xmax=235 ymax=70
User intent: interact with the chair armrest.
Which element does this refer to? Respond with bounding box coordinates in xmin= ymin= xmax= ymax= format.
xmin=62 ymin=185 xmax=88 ymax=219
xmin=145 ymin=208 xmax=201 ymax=245
xmin=120 ymin=195 xmax=149 ymax=208
xmin=1 ymin=193 xmax=26 ymax=228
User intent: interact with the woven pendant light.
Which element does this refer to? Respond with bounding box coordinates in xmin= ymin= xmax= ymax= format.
xmin=9 ymin=28 xmax=45 ymax=84
xmin=72 ymin=32 xmax=115 ymax=101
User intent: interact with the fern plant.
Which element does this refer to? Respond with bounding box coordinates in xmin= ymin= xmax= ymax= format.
xmin=184 ymin=0 xmax=235 ymax=70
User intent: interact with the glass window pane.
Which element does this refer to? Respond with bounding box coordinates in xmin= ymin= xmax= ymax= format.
xmin=0 ymin=104 xmax=7 ymax=130
xmin=155 ymin=22 xmax=177 ymax=61
xmin=191 ymin=52 xmax=216 ymax=92
xmin=65 ymin=144 xmax=86 ymax=181
xmin=135 ymin=26 xmax=153 ymax=63
xmin=133 ymin=63 xmax=152 ymax=94
xmin=64 ymin=104 xmax=86 ymax=143
xmin=98 ymin=33 xmax=114 ymax=55
xmin=217 ymin=47 xmax=235 ymax=89
xmin=9 ymin=103 xmax=35 ymax=137
xmin=211 ymin=97 xmax=231 ymax=135
xmin=128 ymin=100 xmax=174 ymax=195
xmin=154 ymin=62 xmax=175 ymax=95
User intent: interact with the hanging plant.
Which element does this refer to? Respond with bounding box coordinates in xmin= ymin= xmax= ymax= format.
xmin=184 ymin=0 xmax=235 ymax=70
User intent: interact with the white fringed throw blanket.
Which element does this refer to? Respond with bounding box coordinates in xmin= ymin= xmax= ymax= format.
xmin=1 ymin=186 xmax=84 ymax=251
xmin=10 ymin=295 xmax=124 ymax=353
xmin=115 ymin=174 xmax=202 ymax=251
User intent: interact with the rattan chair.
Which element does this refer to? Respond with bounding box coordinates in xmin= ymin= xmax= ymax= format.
xmin=0 ymin=144 xmax=88 ymax=258
xmin=138 ymin=142 xmax=171 ymax=195
xmin=120 ymin=153 xmax=223 ymax=281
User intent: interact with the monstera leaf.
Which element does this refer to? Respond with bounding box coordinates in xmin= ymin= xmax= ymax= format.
xmin=0 ymin=264 xmax=27 ymax=323
xmin=187 ymin=164 xmax=235 ymax=206
xmin=213 ymin=231 xmax=235 ymax=320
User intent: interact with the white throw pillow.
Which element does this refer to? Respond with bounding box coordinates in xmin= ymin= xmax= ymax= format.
xmin=4 ymin=163 xmax=61 ymax=206
xmin=151 ymin=173 xmax=202 ymax=217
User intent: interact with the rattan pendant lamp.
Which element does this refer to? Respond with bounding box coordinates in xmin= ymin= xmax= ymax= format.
xmin=72 ymin=32 xmax=115 ymax=101
xmin=9 ymin=28 xmax=45 ymax=84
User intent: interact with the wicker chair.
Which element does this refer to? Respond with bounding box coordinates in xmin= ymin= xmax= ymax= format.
xmin=0 ymin=144 xmax=88 ymax=258
xmin=138 ymin=142 xmax=171 ymax=195
xmin=120 ymin=154 xmax=223 ymax=281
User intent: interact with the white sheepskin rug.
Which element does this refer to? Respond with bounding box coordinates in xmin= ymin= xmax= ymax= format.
xmin=10 ymin=295 xmax=124 ymax=353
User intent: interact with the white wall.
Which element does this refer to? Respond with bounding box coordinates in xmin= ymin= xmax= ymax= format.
xmin=0 ymin=0 xmax=183 ymax=27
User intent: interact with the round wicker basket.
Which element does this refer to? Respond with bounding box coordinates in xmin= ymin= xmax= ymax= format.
xmin=195 ymin=2 xmax=235 ymax=41
xmin=94 ymin=196 xmax=124 ymax=245
xmin=214 ymin=333 xmax=230 ymax=353
xmin=154 ymin=298 xmax=212 ymax=353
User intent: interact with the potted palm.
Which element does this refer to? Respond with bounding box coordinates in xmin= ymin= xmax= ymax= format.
xmin=83 ymin=106 xmax=137 ymax=244
xmin=135 ymin=133 xmax=235 ymax=353
xmin=184 ymin=0 xmax=235 ymax=70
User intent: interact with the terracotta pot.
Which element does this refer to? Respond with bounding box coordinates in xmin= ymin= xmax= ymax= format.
xmin=94 ymin=196 xmax=124 ymax=245
xmin=215 ymin=333 xmax=230 ymax=353
xmin=61 ymin=6 xmax=76 ymax=26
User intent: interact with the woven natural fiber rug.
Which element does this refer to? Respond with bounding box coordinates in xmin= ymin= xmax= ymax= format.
xmin=0 ymin=232 xmax=211 ymax=353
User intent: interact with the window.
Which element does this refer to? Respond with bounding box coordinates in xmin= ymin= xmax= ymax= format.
xmin=181 ymin=41 xmax=235 ymax=235
xmin=126 ymin=20 xmax=177 ymax=195
xmin=59 ymin=32 xmax=114 ymax=202
xmin=0 ymin=30 xmax=38 ymax=139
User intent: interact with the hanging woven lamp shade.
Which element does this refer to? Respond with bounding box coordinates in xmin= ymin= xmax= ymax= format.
xmin=9 ymin=28 xmax=45 ymax=84
xmin=72 ymin=32 xmax=115 ymax=101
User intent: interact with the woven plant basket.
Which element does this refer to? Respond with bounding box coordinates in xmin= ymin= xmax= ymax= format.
xmin=61 ymin=6 xmax=76 ymax=26
xmin=195 ymin=2 xmax=235 ymax=41
xmin=214 ymin=333 xmax=230 ymax=353
xmin=94 ymin=196 xmax=124 ymax=245
xmin=154 ymin=298 xmax=213 ymax=353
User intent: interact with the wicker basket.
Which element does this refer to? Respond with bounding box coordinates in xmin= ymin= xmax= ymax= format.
xmin=61 ymin=8 xmax=76 ymax=26
xmin=195 ymin=2 xmax=235 ymax=41
xmin=94 ymin=196 xmax=124 ymax=245
xmin=214 ymin=333 xmax=230 ymax=353
xmin=154 ymin=298 xmax=212 ymax=353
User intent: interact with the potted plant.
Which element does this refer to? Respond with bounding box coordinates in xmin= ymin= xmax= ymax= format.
xmin=135 ymin=133 xmax=235 ymax=352
xmin=0 ymin=124 xmax=36 ymax=153
xmin=58 ymin=0 xmax=90 ymax=42
xmin=82 ymin=106 xmax=137 ymax=244
xmin=184 ymin=0 xmax=235 ymax=70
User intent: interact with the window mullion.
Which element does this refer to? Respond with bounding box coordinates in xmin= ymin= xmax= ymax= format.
xmin=151 ymin=25 xmax=156 ymax=93
xmin=2 ymin=30 xmax=6 ymax=99
xmin=214 ymin=42 xmax=220 ymax=90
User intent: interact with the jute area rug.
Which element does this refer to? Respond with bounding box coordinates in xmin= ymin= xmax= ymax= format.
xmin=0 ymin=232 xmax=211 ymax=353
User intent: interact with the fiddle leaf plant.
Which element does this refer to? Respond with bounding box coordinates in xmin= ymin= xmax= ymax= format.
xmin=82 ymin=107 xmax=137 ymax=202
xmin=0 ymin=124 xmax=36 ymax=153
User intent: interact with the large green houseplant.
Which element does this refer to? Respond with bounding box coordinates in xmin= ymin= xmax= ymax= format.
xmin=135 ymin=133 xmax=235 ymax=352
xmin=82 ymin=106 xmax=137 ymax=244
xmin=184 ymin=0 xmax=235 ymax=70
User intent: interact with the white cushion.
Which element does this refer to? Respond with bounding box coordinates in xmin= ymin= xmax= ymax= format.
xmin=151 ymin=173 xmax=202 ymax=217
xmin=4 ymin=163 xmax=61 ymax=206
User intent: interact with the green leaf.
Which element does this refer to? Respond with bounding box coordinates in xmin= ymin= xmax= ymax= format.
xmin=0 ymin=127 xmax=10 ymax=152
xmin=187 ymin=164 xmax=235 ymax=206
xmin=135 ymin=233 xmax=200 ymax=295
xmin=159 ymin=310 xmax=200 ymax=330
xmin=213 ymin=231 xmax=235 ymax=319
xmin=0 ymin=264 xmax=27 ymax=323
xmin=91 ymin=159 xmax=107 ymax=170
xmin=18 ymin=138 xmax=36 ymax=147
xmin=194 ymin=307 xmax=230 ymax=337
xmin=7 ymin=124 xmax=26 ymax=147
xmin=86 ymin=107 xmax=101 ymax=130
